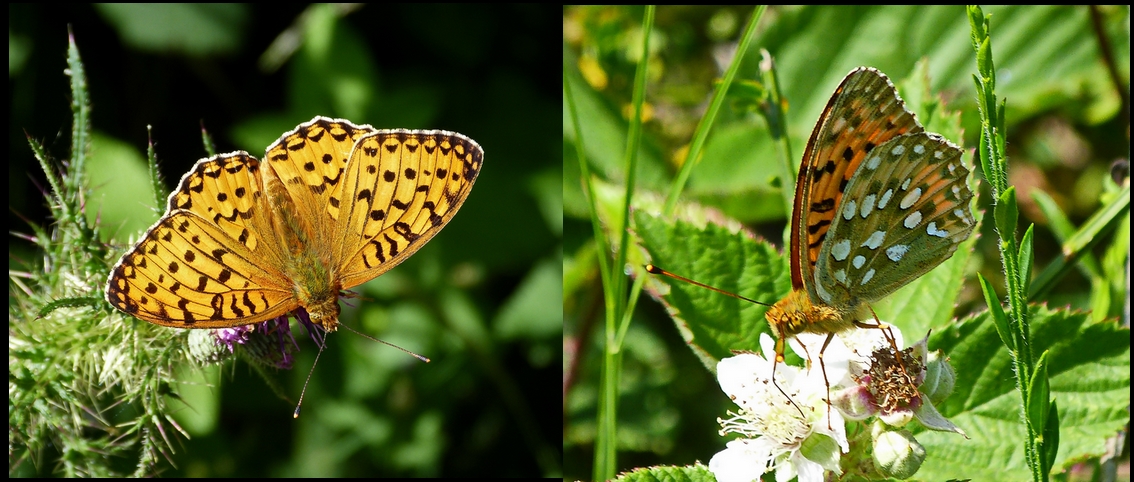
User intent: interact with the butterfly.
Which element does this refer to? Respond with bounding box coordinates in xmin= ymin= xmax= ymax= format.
xmin=105 ymin=117 xmax=483 ymax=333
xmin=762 ymin=67 xmax=974 ymax=414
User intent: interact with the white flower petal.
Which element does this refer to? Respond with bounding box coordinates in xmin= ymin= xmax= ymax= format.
xmin=709 ymin=439 xmax=774 ymax=482
xmin=791 ymin=451 xmax=827 ymax=482
xmin=774 ymin=456 xmax=797 ymax=482
xmin=712 ymin=333 xmax=855 ymax=482
xmin=817 ymin=408 xmax=849 ymax=453
xmin=759 ymin=333 xmax=777 ymax=362
xmin=792 ymin=333 xmax=852 ymax=388
xmin=717 ymin=354 xmax=773 ymax=407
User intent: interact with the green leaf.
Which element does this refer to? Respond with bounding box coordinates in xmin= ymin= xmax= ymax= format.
xmin=994 ymin=187 xmax=1018 ymax=243
xmin=635 ymin=209 xmax=785 ymax=367
xmin=978 ymin=274 xmax=1013 ymax=352
xmin=977 ymin=36 xmax=992 ymax=79
xmin=1026 ymin=350 xmax=1051 ymax=435
xmin=920 ymin=306 xmax=1130 ymax=481
xmin=1043 ymin=399 xmax=1061 ymax=475
xmin=967 ymin=6 xmax=986 ymax=48
xmin=1030 ymin=182 xmax=1130 ymax=299
xmin=614 ymin=463 xmax=715 ymax=482
xmin=1018 ymin=224 xmax=1034 ymax=291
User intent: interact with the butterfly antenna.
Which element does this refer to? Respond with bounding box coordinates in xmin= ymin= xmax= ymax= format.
xmin=647 ymin=264 xmax=807 ymax=419
xmin=293 ymin=343 xmax=324 ymax=419
xmin=339 ymin=323 xmax=431 ymax=363
xmin=294 ymin=325 xmax=430 ymax=418
xmin=645 ymin=265 xmax=773 ymax=307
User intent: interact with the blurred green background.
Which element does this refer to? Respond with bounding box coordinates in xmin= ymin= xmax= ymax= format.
xmin=563 ymin=5 xmax=1128 ymax=480
xmin=10 ymin=4 xmax=561 ymax=477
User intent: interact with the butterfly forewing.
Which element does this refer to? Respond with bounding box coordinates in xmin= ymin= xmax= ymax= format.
xmin=793 ymin=68 xmax=924 ymax=303
xmin=334 ymin=130 xmax=483 ymax=290
xmin=263 ymin=118 xmax=378 ymax=247
xmin=104 ymin=153 xmax=298 ymax=327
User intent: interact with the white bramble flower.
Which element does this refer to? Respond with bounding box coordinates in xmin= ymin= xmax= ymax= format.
xmin=709 ymin=334 xmax=849 ymax=482
xmin=711 ymin=326 xmax=965 ymax=481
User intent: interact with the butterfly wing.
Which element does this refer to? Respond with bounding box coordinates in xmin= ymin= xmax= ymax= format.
xmin=813 ymin=132 xmax=975 ymax=308
xmin=262 ymin=117 xmax=378 ymax=254
xmin=791 ymin=67 xmax=923 ymax=309
xmin=105 ymin=153 xmax=298 ymax=327
xmin=333 ymin=129 xmax=483 ymax=290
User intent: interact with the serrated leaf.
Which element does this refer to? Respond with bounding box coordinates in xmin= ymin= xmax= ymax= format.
xmin=918 ymin=306 xmax=1129 ymax=480
xmin=635 ymin=209 xmax=786 ymax=368
xmin=614 ymin=462 xmax=715 ymax=482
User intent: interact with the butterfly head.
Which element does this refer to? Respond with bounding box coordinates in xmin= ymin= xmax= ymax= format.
xmin=300 ymin=291 xmax=343 ymax=332
xmin=765 ymin=289 xmax=849 ymax=341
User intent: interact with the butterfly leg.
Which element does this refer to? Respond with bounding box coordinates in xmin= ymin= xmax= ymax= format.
xmin=816 ymin=332 xmax=837 ymax=429
xmin=854 ymin=306 xmax=917 ymax=389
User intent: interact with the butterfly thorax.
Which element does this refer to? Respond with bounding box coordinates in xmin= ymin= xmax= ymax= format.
xmin=264 ymin=158 xmax=342 ymax=332
xmin=765 ymin=288 xmax=855 ymax=340
xmin=285 ymin=239 xmax=341 ymax=332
